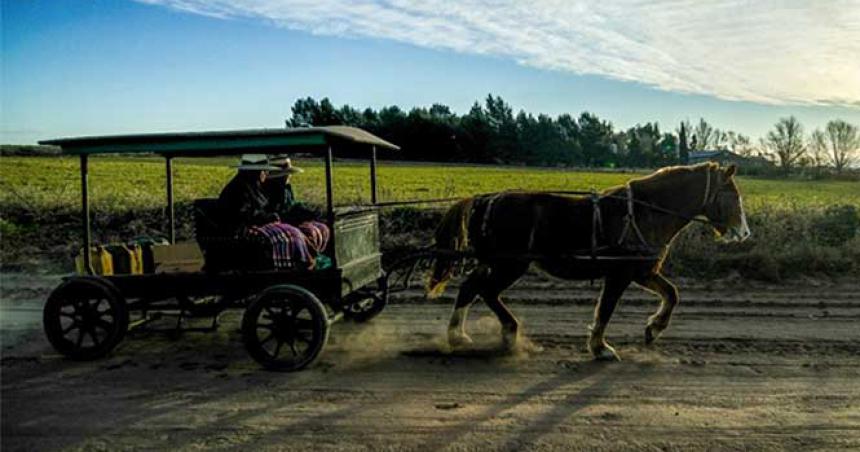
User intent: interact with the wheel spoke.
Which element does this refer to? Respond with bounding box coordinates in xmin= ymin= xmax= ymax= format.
xmin=273 ymin=339 xmax=283 ymax=358
xmin=259 ymin=332 xmax=275 ymax=346
xmin=87 ymin=328 xmax=102 ymax=347
xmin=288 ymin=340 xmax=299 ymax=357
xmin=256 ymin=322 xmax=275 ymax=330
xmin=264 ymin=306 xmax=279 ymax=320
xmin=95 ymin=319 xmax=115 ymax=333
xmin=62 ymin=321 xmax=81 ymax=335
xmin=75 ymin=329 xmax=85 ymax=348
xmin=81 ymin=299 xmax=97 ymax=314
xmin=294 ymin=318 xmax=315 ymax=330
xmin=294 ymin=331 xmax=314 ymax=344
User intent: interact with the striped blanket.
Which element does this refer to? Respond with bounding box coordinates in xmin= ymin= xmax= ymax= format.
xmin=247 ymin=221 xmax=330 ymax=270
xmin=298 ymin=221 xmax=330 ymax=254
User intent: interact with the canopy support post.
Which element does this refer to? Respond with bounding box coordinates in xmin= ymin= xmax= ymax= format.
xmin=165 ymin=156 xmax=175 ymax=244
xmin=80 ymin=154 xmax=94 ymax=275
xmin=324 ymin=145 xmax=335 ymax=219
xmin=325 ymin=145 xmax=336 ymax=267
xmin=370 ymin=145 xmax=378 ymax=204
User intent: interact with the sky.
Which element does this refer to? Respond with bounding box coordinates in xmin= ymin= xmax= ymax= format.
xmin=2 ymin=0 xmax=859 ymax=145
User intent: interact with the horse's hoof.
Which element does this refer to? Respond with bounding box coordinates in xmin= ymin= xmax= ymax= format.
xmin=644 ymin=324 xmax=664 ymax=345
xmin=502 ymin=331 xmax=519 ymax=351
xmin=644 ymin=326 xmax=656 ymax=345
xmin=448 ymin=332 xmax=473 ymax=349
xmin=591 ymin=344 xmax=621 ymax=361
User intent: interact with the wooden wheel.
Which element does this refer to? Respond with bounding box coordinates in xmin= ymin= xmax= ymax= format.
xmin=43 ymin=277 xmax=129 ymax=360
xmin=344 ymin=277 xmax=388 ymax=323
xmin=242 ymin=285 xmax=329 ymax=371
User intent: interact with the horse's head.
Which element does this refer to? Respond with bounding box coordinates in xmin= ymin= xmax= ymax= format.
xmin=701 ymin=164 xmax=751 ymax=242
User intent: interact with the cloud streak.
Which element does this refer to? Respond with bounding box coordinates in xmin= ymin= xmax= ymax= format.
xmin=138 ymin=0 xmax=860 ymax=106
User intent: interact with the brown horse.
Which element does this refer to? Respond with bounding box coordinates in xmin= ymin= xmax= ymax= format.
xmin=426 ymin=163 xmax=750 ymax=360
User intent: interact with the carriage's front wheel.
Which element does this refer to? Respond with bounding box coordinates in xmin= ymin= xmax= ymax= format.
xmin=242 ymin=285 xmax=329 ymax=371
xmin=43 ymin=277 xmax=129 ymax=360
xmin=344 ymin=276 xmax=388 ymax=323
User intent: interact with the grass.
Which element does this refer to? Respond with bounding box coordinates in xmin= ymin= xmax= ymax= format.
xmin=2 ymin=155 xmax=859 ymax=279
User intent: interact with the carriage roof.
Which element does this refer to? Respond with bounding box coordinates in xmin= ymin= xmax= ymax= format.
xmin=39 ymin=125 xmax=399 ymax=156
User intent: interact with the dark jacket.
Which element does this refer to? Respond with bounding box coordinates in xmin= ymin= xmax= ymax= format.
xmin=218 ymin=172 xmax=279 ymax=234
xmin=262 ymin=179 xmax=320 ymax=224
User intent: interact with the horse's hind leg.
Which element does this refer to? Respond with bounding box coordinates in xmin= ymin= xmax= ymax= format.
xmin=481 ymin=263 xmax=529 ymax=350
xmin=589 ymin=275 xmax=632 ymax=361
xmin=636 ymin=272 xmax=679 ymax=345
xmin=447 ymin=266 xmax=487 ymax=347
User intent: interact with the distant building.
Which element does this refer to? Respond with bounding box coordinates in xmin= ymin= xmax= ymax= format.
xmin=688 ymin=149 xmax=771 ymax=168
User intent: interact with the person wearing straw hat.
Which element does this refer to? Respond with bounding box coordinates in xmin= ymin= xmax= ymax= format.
xmin=217 ymin=154 xmax=281 ymax=234
xmin=264 ymin=155 xmax=330 ymax=264
xmin=218 ymin=154 xmax=316 ymax=270
xmin=264 ymin=155 xmax=322 ymax=224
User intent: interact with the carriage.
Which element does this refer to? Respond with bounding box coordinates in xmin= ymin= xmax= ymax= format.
xmin=39 ymin=126 xmax=398 ymax=371
xmin=38 ymin=125 xmax=748 ymax=369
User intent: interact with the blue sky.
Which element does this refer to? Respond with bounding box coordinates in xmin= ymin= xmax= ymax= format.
xmin=2 ymin=0 xmax=859 ymax=145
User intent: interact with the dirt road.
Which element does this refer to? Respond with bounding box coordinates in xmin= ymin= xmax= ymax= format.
xmin=2 ymin=274 xmax=859 ymax=451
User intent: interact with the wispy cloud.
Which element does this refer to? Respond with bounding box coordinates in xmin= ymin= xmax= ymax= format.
xmin=137 ymin=0 xmax=860 ymax=106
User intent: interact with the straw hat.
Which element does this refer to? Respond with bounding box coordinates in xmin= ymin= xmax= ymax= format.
xmin=268 ymin=154 xmax=304 ymax=177
xmin=231 ymin=154 xmax=280 ymax=171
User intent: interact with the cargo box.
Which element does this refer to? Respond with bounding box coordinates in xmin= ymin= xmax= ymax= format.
xmin=151 ymin=242 xmax=204 ymax=273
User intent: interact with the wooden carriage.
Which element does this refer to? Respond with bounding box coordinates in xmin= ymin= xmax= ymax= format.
xmin=38 ymin=126 xmax=397 ymax=371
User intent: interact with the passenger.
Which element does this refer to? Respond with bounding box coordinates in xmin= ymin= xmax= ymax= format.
xmin=217 ymin=154 xmax=278 ymax=232
xmin=218 ymin=154 xmax=314 ymax=270
xmin=264 ymin=155 xmax=330 ymax=257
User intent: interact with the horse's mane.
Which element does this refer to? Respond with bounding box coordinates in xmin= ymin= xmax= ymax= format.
xmin=633 ymin=162 xmax=715 ymax=184
xmin=601 ymin=162 xmax=716 ymax=196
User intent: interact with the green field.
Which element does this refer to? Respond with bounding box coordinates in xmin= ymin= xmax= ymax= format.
xmin=2 ymin=156 xmax=858 ymax=214
xmin=2 ymin=156 xmax=858 ymax=279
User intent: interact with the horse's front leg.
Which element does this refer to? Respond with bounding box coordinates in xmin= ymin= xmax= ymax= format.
xmin=588 ymin=276 xmax=632 ymax=361
xmin=635 ymin=272 xmax=679 ymax=345
xmin=447 ymin=267 xmax=485 ymax=348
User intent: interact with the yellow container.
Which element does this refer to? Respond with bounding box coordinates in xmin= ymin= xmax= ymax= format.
xmin=127 ymin=244 xmax=144 ymax=274
xmin=75 ymin=246 xmax=114 ymax=275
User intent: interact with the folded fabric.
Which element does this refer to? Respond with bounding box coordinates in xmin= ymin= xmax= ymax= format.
xmin=248 ymin=222 xmax=314 ymax=270
xmin=298 ymin=221 xmax=331 ymax=254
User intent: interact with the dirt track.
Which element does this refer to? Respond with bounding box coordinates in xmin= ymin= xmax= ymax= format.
xmin=2 ymin=274 xmax=860 ymax=451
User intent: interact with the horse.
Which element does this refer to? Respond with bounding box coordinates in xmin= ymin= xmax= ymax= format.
xmin=425 ymin=162 xmax=750 ymax=361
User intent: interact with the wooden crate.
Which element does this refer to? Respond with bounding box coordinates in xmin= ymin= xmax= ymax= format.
xmin=152 ymin=242 xmax=204 ymax=273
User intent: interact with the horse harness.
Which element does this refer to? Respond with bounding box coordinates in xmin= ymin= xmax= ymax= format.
xmin=382 ymin=167 xmax=725 ymax=263
xmin=521 ymin=167 xmax=721 ymax=262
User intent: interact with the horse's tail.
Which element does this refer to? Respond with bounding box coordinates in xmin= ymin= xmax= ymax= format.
xmin=426 ymin=197 xmax=474 ymax=299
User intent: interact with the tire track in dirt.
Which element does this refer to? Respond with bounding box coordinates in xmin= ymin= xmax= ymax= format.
xmin=2 ymin=279 xmax=860 ymax=450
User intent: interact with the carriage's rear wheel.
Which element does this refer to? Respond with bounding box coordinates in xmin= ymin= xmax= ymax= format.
xmin=242 ymin=285 xmax=329 ymax=371
xmin=43 ymin=277 xmax=129 ymax=360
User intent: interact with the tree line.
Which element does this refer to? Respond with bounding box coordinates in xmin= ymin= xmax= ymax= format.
xmin=288 ymin=95 xmax=860 ymax=174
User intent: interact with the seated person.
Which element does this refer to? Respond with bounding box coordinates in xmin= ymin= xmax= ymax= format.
xmin=263 ymin=155 xmax=330 ymax=257
xmin=217 ymin=154 xmax=316 ymax=270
